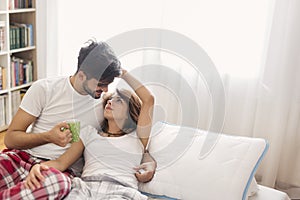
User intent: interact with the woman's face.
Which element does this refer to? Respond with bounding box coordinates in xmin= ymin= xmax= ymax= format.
xmin=104 ymin=93 xmax=129 ymax=121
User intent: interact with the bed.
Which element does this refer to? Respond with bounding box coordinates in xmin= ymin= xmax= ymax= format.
xmin=146 ymin=185 xmax=290 ymax=200
xmin=145 ymin=184 xmax=290 ymax=200
xmin=145 ymin=185 xmax=290 ymax=200
xmin=138 ymin=121 xmax=291 ymax=200
xmin=249 ymin=185 xmax=290 ymax=200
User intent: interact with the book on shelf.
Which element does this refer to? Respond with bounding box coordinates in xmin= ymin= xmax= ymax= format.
xmin=0 ymin=21 xmax=5 ymax=52
xmin=0 ymin=95 xmax=8 ymax=127
xmin=9 ymin=0 xmax=33 ymax=10
xmin=0 ymin=66 xmax=7 ymax=90
xmin=11 ymin=56 xmax=33 ymax=87
xmin=3 ymin=67 xmax=7 ymax=90
xmin=0 ymin=67 xmax=2 ymax=90
xmin=9 ymin=25 xmax=17 ymax=50
xmin=0 ymin=95 xmax=5 ymax=127
xmin=27 ymin=24 xmax=34 ymax=47
xmin=20 ymin=88 xmax=27 ymax=100
xmin=9 ymin=23 xmax=34 ymax=50
xmin=11 ymin=90 xmax=21 ymax=117
xmin=10 ymin=88 xmax=29 ymax=119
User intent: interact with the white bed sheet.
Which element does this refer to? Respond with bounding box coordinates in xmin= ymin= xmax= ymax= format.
xmin=147 ymin=185 xmax=290 ymax=200
xmin=249 ymin=185 xmax=291 ymax=200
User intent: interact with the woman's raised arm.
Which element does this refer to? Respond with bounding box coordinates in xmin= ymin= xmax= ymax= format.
xmin=120 ymin=69 xmax=154 ymax=149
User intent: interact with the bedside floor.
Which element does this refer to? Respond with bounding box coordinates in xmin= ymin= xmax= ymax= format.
xmin=0 ymin=131 xmax=6 ymax=150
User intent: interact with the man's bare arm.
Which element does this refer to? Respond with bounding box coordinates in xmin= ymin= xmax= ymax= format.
xmin=5 ymin=108 xmax=71 ymax=149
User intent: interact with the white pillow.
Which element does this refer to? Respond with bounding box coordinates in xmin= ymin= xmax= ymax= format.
xmin=248 ymin=178 xmax=259 ymax=198
xmin=139 ymin=122 xmax=268 ymax=200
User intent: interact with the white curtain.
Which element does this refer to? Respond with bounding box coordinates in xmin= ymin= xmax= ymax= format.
xmin=252 ymin=0 xmax=300 ymax=191
xmin=44 ymin=0 xmax=300 ymax=195
xmin=204 ymin=0 xmax=300 ymax=193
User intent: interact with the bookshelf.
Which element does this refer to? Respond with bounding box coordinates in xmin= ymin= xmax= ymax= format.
xmin=0 ymin=0 xmax=36 ymax=132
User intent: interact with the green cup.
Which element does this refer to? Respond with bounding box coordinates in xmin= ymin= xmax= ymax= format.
xmin=67 ymin=119 xmax=80 ymax=143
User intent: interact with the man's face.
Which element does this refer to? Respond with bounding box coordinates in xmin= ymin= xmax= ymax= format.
xmin=82 ymin=78 xmax=112 ymax=99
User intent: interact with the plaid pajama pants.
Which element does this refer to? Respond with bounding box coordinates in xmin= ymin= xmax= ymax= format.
xmin=0 ymin=149 xmax=72 ymax=200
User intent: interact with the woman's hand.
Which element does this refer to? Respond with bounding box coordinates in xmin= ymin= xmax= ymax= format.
xmin=134 ymin=151 xmax=157 ymax=183
xmin=119 ymin=69 xmax=128 ymax=78
xmin=134 ymin=161 xmax=156 ymax=183
xmin=24 ymin=163 xmax=50 ymax=190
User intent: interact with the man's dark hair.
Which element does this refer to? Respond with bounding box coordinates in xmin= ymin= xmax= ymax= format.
xmin=76 ymin=39 xmax=121 ymax=82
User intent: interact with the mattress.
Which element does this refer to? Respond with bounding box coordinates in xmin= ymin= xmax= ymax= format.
xmin=249 ymin=185 xmax=290 ymax=200
xmin=147 ymin=185 xmax=290 ymax=200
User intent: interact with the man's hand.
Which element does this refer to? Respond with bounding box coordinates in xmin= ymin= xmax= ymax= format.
xmin=134 ymin=151 xmax=157 ymax=183
xmin=24 ymin=164 xmax=49 ymax=190
xmin=46 ymin=122 xmax=72 ymax=147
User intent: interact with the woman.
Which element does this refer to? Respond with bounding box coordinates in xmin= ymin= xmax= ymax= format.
xmin=25 ymin=69 xmax=155 ymax=199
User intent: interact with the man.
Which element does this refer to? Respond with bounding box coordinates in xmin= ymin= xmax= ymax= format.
xmin=0 ymin=40 xmax=155 ymax=199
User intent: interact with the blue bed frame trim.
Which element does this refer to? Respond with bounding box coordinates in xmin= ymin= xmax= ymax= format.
xmin=242 ymin=139 xmax=269 ymax=200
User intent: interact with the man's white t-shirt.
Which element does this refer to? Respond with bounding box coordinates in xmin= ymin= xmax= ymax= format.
xmin=20 ymin=76 xmax=103 ymax=161
xmin=80 ymin=126 xmax=143 ymax=189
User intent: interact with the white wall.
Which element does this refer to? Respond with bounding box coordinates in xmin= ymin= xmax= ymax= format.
xmin=36 ymin=0 xmax=273 ymax=79
xmin=36 ymin=0 xmax=59 ymax=79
